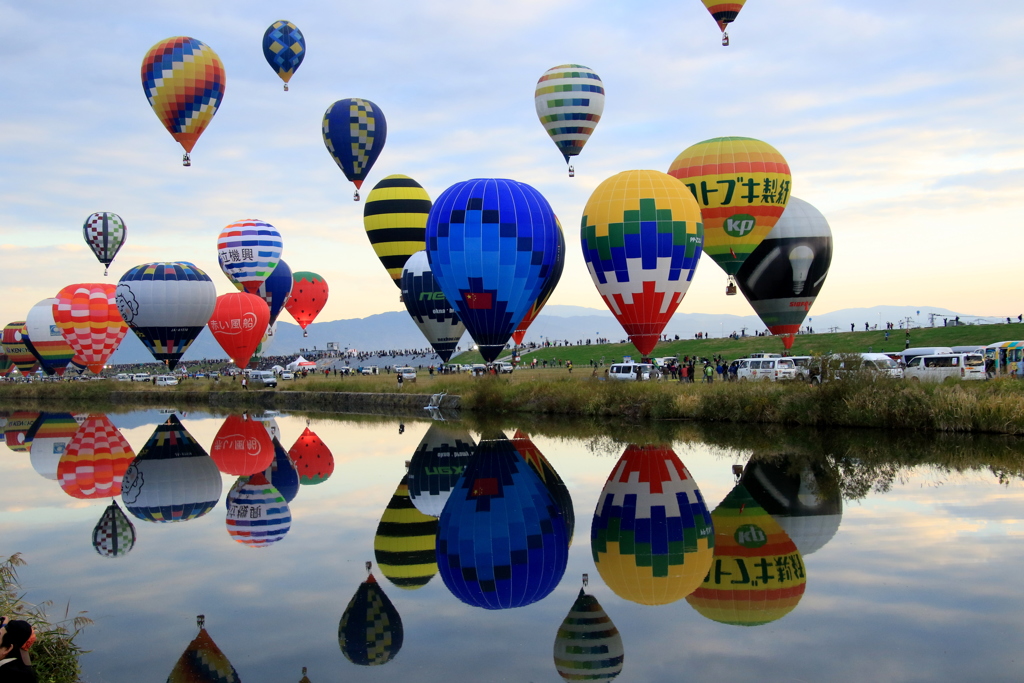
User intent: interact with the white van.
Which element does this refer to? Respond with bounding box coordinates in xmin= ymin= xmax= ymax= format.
xmin=608 ymin=363 xmax=657 ymax=381
xmin=155 ymin=375 xmax=178 ymax=386
xmin=900 ymin=347 xmax=953 ymax=366
xmin=823 ymin=353 xmax=903 ymax=381
xmin=905 ymin=353 xmax=986 ymax=382
xmin=249 ymin=370 xmax=278 ymax=388
xmin=736 ymin=358 xmax=796 ymax=382
xmin=131 ymin=373 xmax=151 ymax=382
xmin=116 ymin=373 xmax=130 ymax=382
xmin=395 ymin=367 xmax=417 ymax=382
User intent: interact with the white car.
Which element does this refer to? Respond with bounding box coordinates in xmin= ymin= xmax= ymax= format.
xmin=736 ymin=358 xmax=796 ymax=382
xmin=155 ymin=375 xmax=178 ymax=386
xmin=280 ymin=371 xmax=295 ymax=380
xmin=395 ymin=367 xmax=417 ymax=382
xmin=905 ymin=353 xmax=986 ymax=382
xmin=608 ymin=363 xmax=658 ymax=381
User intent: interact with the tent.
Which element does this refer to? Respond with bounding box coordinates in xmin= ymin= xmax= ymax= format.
xmin=286 ymin=356 xmax=317 ymax=372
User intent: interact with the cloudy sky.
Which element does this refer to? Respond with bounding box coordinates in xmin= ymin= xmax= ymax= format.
xmin=2 ymin=0 xmax=1021 ymax=328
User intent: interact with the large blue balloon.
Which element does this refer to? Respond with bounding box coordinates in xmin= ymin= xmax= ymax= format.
xmin=426 ymin=179 xmax=561 ymax=362
xmin=436 ymin=431 xmax=568 ymax=609
xmin=322 ymin=98 xmax=387 ymax=200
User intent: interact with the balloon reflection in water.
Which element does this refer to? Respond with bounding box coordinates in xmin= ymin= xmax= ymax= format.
xmin=374 ymin=477 xmax=438 ymax=589
xmin=513 ymin=429 xmax=575 ymax=545
xmin=226 ymin=472 xmax=291 ymax=548
xmin=92 ymin=500 xmax=136 ymax=558
xmin=339 ymin=569 xmax=403 ymax=666
xmin=121 ymin=416 xmax=222 ymax=523
xmin=57 ymin=414 xmax=134 ymax=499
xmin=27 ymin=412 xmax=79 ymax=481
xmin=210 ymin=414 xmax=275 ymax=476
xmin=4 ymin=411 xmax=40 ymax=453
xmin=167 ymin=615 xmax=240 ymax=683
xmin=406 ymin=423 xmax=476 ymax=517
xmin=288 ymin=427 xmax=335 ymax=485
xmin=437 ymin=432 xmax=568 ymax=609
xmin=553 ymin=588 xmax=624 ymax=682
xmin=591 ymin=444 xmax=714 ymax=605
xmin=686 ymin=483 xmax=806 ymax=626
xmin=264 ymin=438 xmax=300 ymax=503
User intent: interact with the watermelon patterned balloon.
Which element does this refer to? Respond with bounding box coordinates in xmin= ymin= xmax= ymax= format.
xmin=226 ymin=472 xmax=292 ymax=548
xmin=53 ymin=284 xmax=129 ymax=374
xmin=339 ymin=572 xmax=404 ymax=666
xmin=374 ymin=477 xmax=438 ymax=589
xmin=553 ymin=588 xmax=624 ymax=681
xmin=217 ymin=219 xmax=284 ymax=295
xmin=57 ymin=414 xmax=135 ymax=499
xmin=167 ymin=616 xmax=240 ymax=683
xmin=92 ymin=500 xmax=136 ymax=559
xmin=82 ymin=212 xmax=126 ymax=275
xmin=288 ymin=427 xmax=335 ymax=485
xmin=285 ymin=271 xmax=329 ymax=336
xmin=591 ymin=444 xmax=714 ymax=605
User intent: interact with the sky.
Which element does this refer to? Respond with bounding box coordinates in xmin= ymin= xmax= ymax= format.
xmin=2 ymin=0 xmax=1022 ymax=329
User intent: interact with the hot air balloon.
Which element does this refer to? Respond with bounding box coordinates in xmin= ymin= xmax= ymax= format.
xmin=426 ymin=178 xmax=562 ymax=362
xmin=25 ymin=298 xmax=75 ymax=376
xmin=513 ymin=430 xmax=575 ymax=545
xmin=374 ymin=477 xmax=438 ymax=590
xmin=401 ymin=251 xmax=465 ymax=362
xmin=0 ymin=352 xmax=10 ymax=377
xmin=4 ymin=411 xmax=39 ymax=453
xmin=436 ymin=432 xmax=568 ymax=609
xmin=2 ymin=323 xmax=38 ymax=375
xmin=263 ymin=20 xmax=305 ymax=90
xmin=264 ymin=438 xmax=300 ymax=503
xmin=740 ymin=456 xmax=843 ymax=556
xmin=57 ymin=414 xmax=134 ymax=499
xmin=83 ymin=212 xmax=127 ymax=276
xmin=53 ymin=283 xmax=129 ymax=374
xmin=230 ymin=259 xmax=293 ymax=327
xmin=668 ymin=137 xmax=791 ymax=295
xmin=535 ymin=64 xmax=605 ymax=177
xmin=121 ymin=416 xmax=222 ymax=523
xmin=581 ymin=170 xmax=704 ymax=356
xmin=210 ymin=413 xmax=275 ymax=476
xmin=141 ymin=37 xmax=226 ymax=166
xmin=226 ymin=472 xmax=292 ymax=548
xmin=322 ymin=98 xmax=387 ymax=200
xmin=686 ymin=482 xmax=807 ymax=626
xmin=511 ymin=217 xmax=565 ymax=346
xmin=702 ymin=0 xmax=747 ymax=45
xmin=217 ymin=219 xmax=284 ymax=294
xmin=591 ymin=444 xmax=714 ymax=605
xmin=26 ymin=413 xmax=79 ymax=481
xmin=364 ymin=175 xmax=431 ymax=286
xmin=406 ymin=423 xmax=476 ymax=517
xmin=168 ymin=616 xmax=240 ymax=683
xmin=288 ymin=427 xmax=335 ymax=485
xmin=285 ymin=271 xmax=328 ymax=337
xmin=208 ymin=293 xmax=270 ymax=369
xmin=553 ymin=587 xmax=624 ymax=682
xmin=92 ymin=500 xmax=136 ymax=558
xmin=339 ymin=569 xmax=404 ymax=666
xmin=736 ymin=197 xmax=833 ymax=350
xmin=116 ymin=262 xmax=217 ymax=371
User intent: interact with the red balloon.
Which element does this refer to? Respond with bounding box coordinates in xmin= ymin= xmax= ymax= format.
xmin=57 ymin=414 xmax=135 ymax=499
xmin=288 ymin=427 xmax=335 ymax=485
xmin=284 ymin=271 xmax=328 ymax=333
xmin=210 ymin=414 xmax=275 ymax=476
xmin=53 ymin=283 xmax=129 ymax=374
xmin=209 ymin=293 xmax=269 ymax=369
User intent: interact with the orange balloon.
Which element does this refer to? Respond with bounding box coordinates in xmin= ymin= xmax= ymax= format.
xmin=210 ymin=414 xmax=275 ymax=476
xmin=208 ymin=293 xmax=270 ymax=369
xmin=53 ymin=283 xmax=129 ymax=374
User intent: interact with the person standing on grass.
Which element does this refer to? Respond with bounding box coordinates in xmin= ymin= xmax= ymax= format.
xmin=397 ymin=372 xmax=404 ymax=390
xmin=704 ymin=363 xmax=714 ymax=384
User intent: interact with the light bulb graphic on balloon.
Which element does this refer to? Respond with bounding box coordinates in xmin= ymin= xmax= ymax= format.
xmin=788 ymin=246 xmax=815 ymax=295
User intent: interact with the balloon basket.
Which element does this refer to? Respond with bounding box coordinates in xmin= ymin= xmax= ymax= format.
xmin=283 ymin=83 xmax=289 ymax=91
xmin=353 ymin=190 xmax=360 ymax=201
xmin=568 ymin=165 xmax=575 ymax=178
xmin=182 ymin=153 xmax=191 ymax=167
xmin=722 ymin=31 xmax=730 ymax=46
xmin=725 ymin=283 xmax=737 ymax=296
xmin=303 ymin=330 xmax=308 ymax=338
xmin=103 ymin=268 xmax=108 ymax=276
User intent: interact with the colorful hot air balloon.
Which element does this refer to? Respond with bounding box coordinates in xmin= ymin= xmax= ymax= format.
xmin=83 ymin=212 xmax=126 ymax=276
xmin=231 ymin=259 xmax=293 ymax=327
xmin=226 ymin=472 xmax=292 ymax=548
xmin=92 ymin=500 xmax=136 ymax=558
xmin=57 ymin=414 xmax=134 ymax=499
xmin=25 ymin=298 xmax=75 ymax=376
xmin=208 ymin=293 xmax=270 ymax=369
xmin=168 ymin=616 xmax=240 ymax=683
xmin=736 ymin=197 xmax=833 ymax=350
xmin=511 ymin=217 xmax=565 ymax=346
xmin=535 ymin=64 xmax=605 ymax=176
xmin=686 ymin=482 xmax=807 ymax=626
xmin=27 ymin=413 xmax=79 ymax=481
xmin=263 ymin=20 xmax=305 ymax=91
xmin=116 ymin=262 xmax=217 ymax=370
xmin=701 ymin=0 xmax=747 ymax=45
xmin=322 ymin=98 xmax=387 ymax=200
xmin=553 ymin=588 xmax=624 ymax=682
xmin=210 ymin=414 xmax=275 ymax=476
xmin=436 ymin=432 xmax=569 ymax=610
xmin=264 ymin=438 xmax=300 ymax=503
xmin=426 ymin=178 xmax=562 ymax=362
xmin=53 ymin=283 xmax=129 ymax=374
xmin=581 ymin=170 xmax=704 ymax=356
xmin=668 ymin=137 xmax=791 ymax=295
xmin=285 ymin=271 xmax=328 ymax=337
xmin=217 ymin=219 xmax=284 ymax=294
xmin=513 ymin=430 xmax=575 ymax=546
xmin=339 ymin=571 xmax=404 ymax=666
xmin=401 ymin=251 xmax=465 ymax=362
xmin=288 ymin=427 xmax=335 ymax=485
xmin=364 ymin=175 xmax=431 ymax=286
xmin=591 ymin=444 xmax=715 ymax=605
xmin=374 ymin=477 xmax=438 ymax=590
xmin=406 ymin=423 xmax=476 ymax=517
xmin=121 ymin=416 xmax=222 ymax=523
xmin=2 ymin=323 xmax=38 ymax=375
xmin=141 ymin=37 xmax=226 ymax=166
xmin=4 ymin=411 xmax=39 ymax=453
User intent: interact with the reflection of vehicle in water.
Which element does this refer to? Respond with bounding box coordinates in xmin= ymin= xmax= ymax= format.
xmin=905 ymin=353 xmax=986 ymax=382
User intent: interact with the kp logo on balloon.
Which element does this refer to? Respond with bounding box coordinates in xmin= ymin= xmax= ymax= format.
xmin=724 ymin=214 xmax=756 ymax=238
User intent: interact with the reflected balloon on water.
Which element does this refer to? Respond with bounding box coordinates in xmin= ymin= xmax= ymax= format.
xmin=288 ymin=427 xmax=335 ymax=485
xmin=553 ymin=588 xmax=624 ymax=682
xmin=406 ymin=423 xmax=476 ymax=517
xmin=167 ymin=615 xmax=240 ymax=683
xmin=225 ymin=472 xmax=291 ymax=548
xmin=57 ymin=414 xmax=134 ymax=499
xmin=339 ymin=571 xmax=403 ymax=666
xmin=210 ymin=414 xmax=275 ymax=476
xmin=92 ymin=500 xmax=136 ymax=559
xmin=4 ymin=410 xmax=40 ymax=453
xmin=27 ymin=412 xmax=79 ymax=481
xmin=374 ymin=477 xmax=438 ymax=589
xmin=264 ymin=438 xmax=300 ymax=503
xmin=513 ymin=429 xmax=575 ymax=546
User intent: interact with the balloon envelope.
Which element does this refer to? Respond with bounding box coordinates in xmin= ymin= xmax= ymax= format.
xmin=511 ymin=218 xmax=565 ymax=346
xmin=264 ymin=438 xmax=300 ymax=503
xmin=339 ymin=574 xmax=403 ymax=666
xmin=702 ymin=0 xmax=747 ymax=32
xmin=262 ymin=20 xmax=305 ymax=86
xmin=553 ymin=588 xmax=624 ymax=682
xmin=2 ymin=322 xmax=38 ymax=375
xmin=401 ymin=251 xmax=465 ymax=363
xmin=322 ymin=98 xmax=387 ymax=192
xmin=4 ymin=411 xmax=39 ymax=453
xmin=83 ymin=212 xmax=126 ymax=274
xmin=57 ymin=414 xmax=134 ymax=499
xmin=285 ymin=271 xmax=329 ymax=331
xmin=167 ymin=622 xmax=240 ymax=683
xmin=217 ymin=219 xmax=284 ymax=295
xmin=53 ymin=283 xmax=129 ymax=373
xmin=374 ymin=478 xmax=438 ymax=590
xmin=209 ymin=293 xmax=270 ymax=369
xmin=226 ymin=472 xmax=291 ymax=548
xmin=25 ymin=298 xmax=75 ymax=376
xmin=27 ymin=412 xmax=79 ymax=480
xmin=210 ymin=414 xmax=275 ymax=476
xmin=242 ymin=259 xmax=293 ymax=327
xmin=581 ymin=170 xmax=704 ymax=356
xmin=535 ymin=64 xmax=605 ymax=164
xmin=513 ymin=430 xmax=575 ymax=546
xmin=426 ymin=178 xmax=562 ymax=362
xmin=364 ymin=175 xmax=431 ymax=286
xmin=407 ymin=423 xmax=476 ymax=517
xmin=92 ymin=500 xmax=136 ymax=558
xmin=288 ymin=427 xmax=335 ymax=485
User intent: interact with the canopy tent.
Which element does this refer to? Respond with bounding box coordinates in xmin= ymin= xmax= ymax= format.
xmin=286 ymin=356 xmax=317 ymax=371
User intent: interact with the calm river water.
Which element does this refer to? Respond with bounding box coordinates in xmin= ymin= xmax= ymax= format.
xmin=2 ymin=408 xmax=1023 ymax=683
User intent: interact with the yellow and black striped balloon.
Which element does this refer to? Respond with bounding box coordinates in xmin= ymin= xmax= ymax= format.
xmin=363 ymin=174 xmax=431 ymax=287
xmin=374 ymin=479 xmax=438 ymax=589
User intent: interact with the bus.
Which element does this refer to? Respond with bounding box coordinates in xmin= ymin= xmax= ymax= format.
xmin=984 ymin=341 xmax=1024 ymax=376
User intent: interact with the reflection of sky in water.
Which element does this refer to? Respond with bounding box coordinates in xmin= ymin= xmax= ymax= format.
xmin=2 ymin=411 xmax=1024 ymax=682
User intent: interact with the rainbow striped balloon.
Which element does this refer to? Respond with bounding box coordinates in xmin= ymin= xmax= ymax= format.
xmin=535 ymin=64 xmax=604 ymax=167
xmin=217 ymin=219 xmax=283 ymax=294
xmin=553 ymin=588 xmax=624 ymax=681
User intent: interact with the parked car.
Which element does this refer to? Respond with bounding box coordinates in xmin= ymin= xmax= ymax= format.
xmin=736 ymin=358 xmax=796 ymax=382
xmin=116 ymin=373 xmax=130 ymax=381
xmin=361 ymin=366 xmax=378 ymax=375
xmin=904 ymin=353 xmax=986 ymax=382
xmin=608 ymin=363 xmax=658 ymax=381
xmin=395 ymin=367 xmax=417 ymax=382
xmin=131 ymin=373 xmax=151 ymax=382
xmin=493 ymin=362 xmax=514 ymax=374
xmin=155 ymin=375 xmax=178 ymax=387
xmin=248 ymin=370 xmax=278 ymax=388
xmin=280 ymin=371 xmax=295 ymax=380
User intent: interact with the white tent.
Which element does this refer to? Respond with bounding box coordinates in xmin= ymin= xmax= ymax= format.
xmin=286 ymin=356 xmax=316 ymax=371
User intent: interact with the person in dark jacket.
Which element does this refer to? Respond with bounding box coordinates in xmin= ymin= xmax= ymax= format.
xmin=0 ymin=619 xmax=37 ymax=682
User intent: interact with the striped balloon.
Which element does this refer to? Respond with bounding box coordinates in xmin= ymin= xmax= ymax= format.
xmin=25 ymin=298 xmax=75 ymax=376
xmin=53 ymin=284 xmax=129 ymax=374
xmin=217 ymin=219 xmax=284 ymax=294
xmin=2 ymin=322 xmax=38 ymax=375
xmin=535 ymin=65 xmax=605 ymax=169
xmin=553 ymin=588 xmax=624 ymax=681
xmin=364 ymin=175 xmax=431 ymax=286
xmin=374 ymin=478 xmax=438 ymax=589
xmin=226 ymin=472 xmax=291 ymax=548
xmin=57 ymin=414 xmax=134 ymax=499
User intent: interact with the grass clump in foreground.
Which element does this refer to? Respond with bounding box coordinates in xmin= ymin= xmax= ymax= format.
xmin=1 ymin=553 xmax=92 ymax=683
